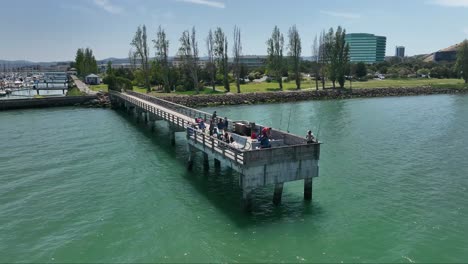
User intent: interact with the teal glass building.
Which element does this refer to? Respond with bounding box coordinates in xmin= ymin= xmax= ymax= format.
xmin=345 ymin=33 xmax=387 ymax=64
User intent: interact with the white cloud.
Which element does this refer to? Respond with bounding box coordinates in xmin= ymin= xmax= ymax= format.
xmin=431 ymin=0 xmax=468 ymax=7
xmin=320 ymin=10 xmax=361 ymax=19
xmin=177 ymin=0 xmax=226 ymax=9
xmin=93 ymin=0 xmax=123 ymax=14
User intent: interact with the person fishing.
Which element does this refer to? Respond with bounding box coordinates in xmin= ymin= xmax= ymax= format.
xmin=306 ymin=130 xmax=316 ymax=144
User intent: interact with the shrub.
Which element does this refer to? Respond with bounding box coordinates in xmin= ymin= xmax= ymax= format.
xmin=104 ymin=75 xmax=133 ymax=91
xmin=175 ymin=85 xmax=186 ymax=92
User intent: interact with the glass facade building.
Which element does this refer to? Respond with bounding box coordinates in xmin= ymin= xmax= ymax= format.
xmin=345 ymin=33 xmax=387 ymax=64
xmin=396 ymin=46 xmax=405 ymax=58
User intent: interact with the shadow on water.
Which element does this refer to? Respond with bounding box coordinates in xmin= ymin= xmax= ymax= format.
xmin=113 ymin=109 xmax=326 ymax=228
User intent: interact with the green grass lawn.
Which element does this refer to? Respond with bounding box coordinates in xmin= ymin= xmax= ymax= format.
xmin=122 ymin=78 xmax=468 ymax=96
xmin=89 ymin=84 xmax=109 ymax=92
xmin=209 ymin=78 xmax=467 ymax=93
xmin=66 ymin=87 xmax=86 ymax=96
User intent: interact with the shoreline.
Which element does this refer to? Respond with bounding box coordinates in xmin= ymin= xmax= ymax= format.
xmin=153 ymin=86 xmax=468 ymax=107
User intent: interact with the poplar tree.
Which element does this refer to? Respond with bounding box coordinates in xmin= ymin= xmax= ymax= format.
xmin=154 ymin=26 xmax=171 ymax=92
xmin=233 ymin=26 xmax=242 ymax=93
xmin=178 ymin=27 xmax=199 ymax=94
xmin=206 ymin=29 xmax=216 ymax=91
xmin=214 ymin=28 xmax=230 ymax=92
xmin=267 ymin=26 xmax=284 ymax=91
xmin=288 ymin=25 xmax=302 ymax=89
xmin=131 ymin=25 xmax=150 ymax=92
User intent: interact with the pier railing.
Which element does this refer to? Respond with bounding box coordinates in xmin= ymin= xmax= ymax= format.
xmin=111 ymin=91 xmax=245 ymax=165
xmin=126 ymin=90 xmax=216 ymax=124
xmin=187 ymin=127 xmax=245 ymax=165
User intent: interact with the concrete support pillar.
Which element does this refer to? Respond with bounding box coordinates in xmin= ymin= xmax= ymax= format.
xmin=242 ymin=188 xmax=253 ymax=212
xmin=136 ymin=109 xmax=142 ymax=123
xmin=273 ymin=183 xmax=284 ymax=206
xmin=170 ymin=132 xmax=176 ymax=146
xmin=304 ymin=178 xmax=313 ymax=201
xmin=203 ymin=153 xmax=209 ymax=170
xmin=187 ymin=145 xmax=195 ymax=171
xmin=214 ymin=158 xmax=221 ymax=168
xmin=143 ymin=112 xmax=148 ymax=124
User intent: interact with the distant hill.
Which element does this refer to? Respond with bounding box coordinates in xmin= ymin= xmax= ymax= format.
xmin=422 ymin=42 xmax=464 ymax=62
xmin=0 ymin=59 xmax=71 ymax=68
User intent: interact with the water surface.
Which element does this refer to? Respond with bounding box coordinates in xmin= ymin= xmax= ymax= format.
xmin=1 ymin=94 xmax=467 ymax=262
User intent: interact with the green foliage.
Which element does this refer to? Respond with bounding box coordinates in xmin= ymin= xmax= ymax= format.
xmin=456 ymin=40 xmax=468 ymax=83
xmin=74 ymin=48 xmax=98 ymax=77
xmin=131 ymin=25 xmax=151 ymax=91
xmin=355 ymin=62 xmax=367 ymax=79
xmin=267 ymin=26 xmax=285 ymax=90
xmin=103 ymin=75 xmax=133 ymax=91
xmin=287 ymin=25 xmax=302 ymax=89
xmin=175 ymin=85 xmax=186 ymax=92
xmin=106 ymin=61 xmax=113 ymax=76
xmin=67 ymin=87 xmax=86 ymax=96
xmin=323 ymin=26 xmax=349 ymax=88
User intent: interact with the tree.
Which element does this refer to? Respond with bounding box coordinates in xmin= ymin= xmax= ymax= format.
xmin=206 ymin=29 xmax=216 ymax=91
xmin=233 ymin=26 xmax=242 ymax=93
xmin=456 ymin=40 xmax=468 ymax=84
xmin=214 ymin=28 xmax=230 ymax=92
xmin=355 ymin=62 xmax=367 ymax=79
xmin=325 ymin=26 xmax=349 ymax=89
xmin=128 ymin=50 xmax=137 ymax=71
xmin=312 ymin=34 xmax=319 ymax=91
xmin=178 ymin=27 xmax=200 ymax=94
xmin=74 ymin=49 xmax=84 ymax=76
xmin=288 ymin=25 xmax=302 ymax=89
xmin=153 ymin=26 xmax=171 ymax=92
xmin=106 ymin=61 xmax=113 ymax=76
xmin=319 ymin=30 xmax=328 ymax=89
xmin=267 ymin=26 xmax=285 ymax=90
xmin=131 ymin=25 xmax=150 ymax=92
xmin=74 ymin=48 xmax=97 ymax=77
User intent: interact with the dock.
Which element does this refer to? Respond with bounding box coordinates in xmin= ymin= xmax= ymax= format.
xmin=110 ymin=91 xmax=321 ymax=210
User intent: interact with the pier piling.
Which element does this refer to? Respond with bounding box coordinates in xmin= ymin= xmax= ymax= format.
xmin=273 ymin=183 xmax=284 ymax=206
xmin=304 ymin=178 xmax=313 ymax=201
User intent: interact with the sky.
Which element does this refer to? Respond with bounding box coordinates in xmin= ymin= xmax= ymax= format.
xmin=1 ymin=0 xmax=468 ymax=62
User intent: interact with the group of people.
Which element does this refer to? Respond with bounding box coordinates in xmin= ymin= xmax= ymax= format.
xmin=195 ymin=111 xmax=234 ymax=144
xmin=250 ymin=126 xmax=272 ymax=149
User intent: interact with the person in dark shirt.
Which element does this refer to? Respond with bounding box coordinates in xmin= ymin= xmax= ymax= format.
xmin=224 ymin=117 xmax=228 ymax=131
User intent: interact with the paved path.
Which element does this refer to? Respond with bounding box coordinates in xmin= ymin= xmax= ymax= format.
xmin=71 ymin=75 xmax=95 ymax=94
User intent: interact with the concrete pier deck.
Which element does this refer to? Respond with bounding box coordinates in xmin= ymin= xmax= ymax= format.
xmin=110 ymin=90 xmax=321 ymax=210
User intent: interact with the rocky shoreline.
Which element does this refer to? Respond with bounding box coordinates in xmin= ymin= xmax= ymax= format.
xmin=155 ymin=86 xmax=468 ymax=107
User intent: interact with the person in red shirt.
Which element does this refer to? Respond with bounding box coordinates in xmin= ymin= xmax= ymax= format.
xmin=262 ymin=127 xmax=272 ymax=138
xmin=251 ymin=130 xmax=257 ymax=140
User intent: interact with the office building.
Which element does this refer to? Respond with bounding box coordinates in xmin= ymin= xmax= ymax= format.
xmin=395 ymin=46 xmax=405 ymax=58
xmin=345 ymin=33 xmax=387 ymax=63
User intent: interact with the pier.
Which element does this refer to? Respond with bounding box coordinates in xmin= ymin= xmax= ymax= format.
xmin=110 ymin=91 xmax=321 ymax=210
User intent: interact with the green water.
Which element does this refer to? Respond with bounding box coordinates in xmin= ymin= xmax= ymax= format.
xmin=1 ymin=95 xmax=468 ymax=263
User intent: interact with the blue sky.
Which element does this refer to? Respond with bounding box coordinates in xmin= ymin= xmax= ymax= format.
xmin=1 ymin=0 xmax=468 ymax=62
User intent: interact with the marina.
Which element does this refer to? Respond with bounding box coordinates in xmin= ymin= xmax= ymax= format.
xmin=0 ymin=72 xmax=69 ymax=99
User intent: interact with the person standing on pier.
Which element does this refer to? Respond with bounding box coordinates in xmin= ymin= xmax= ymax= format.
xmin=306 ymin=130 xmax=316 ymax=143
xmin=224 ymin=117 xmax=229 ymax=131
xmin=212 ymin=111 xmax=217 ymax=121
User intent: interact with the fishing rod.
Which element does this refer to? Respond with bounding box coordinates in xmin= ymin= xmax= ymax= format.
xmin=286 ymin=106 xmax=293 ymax=133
